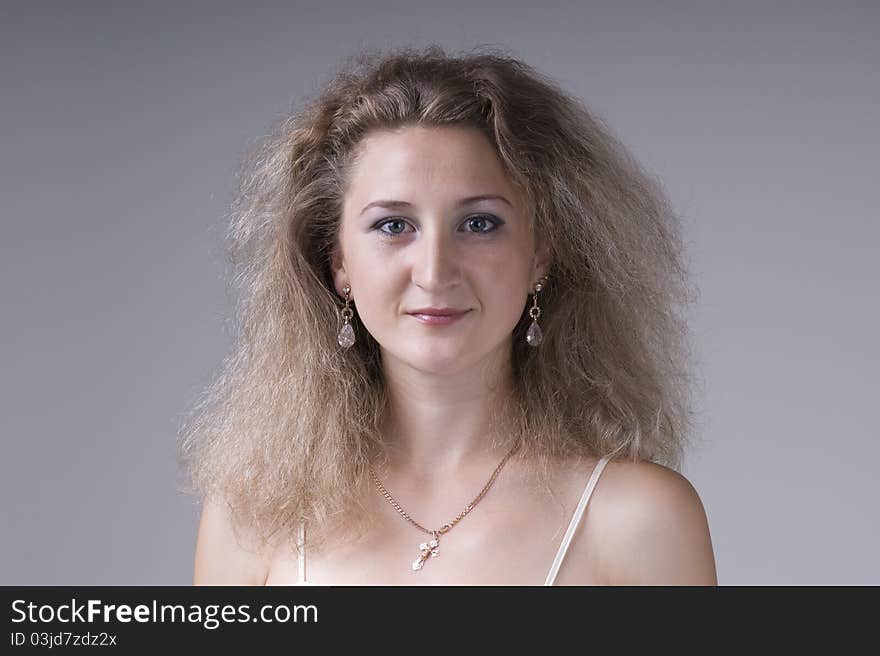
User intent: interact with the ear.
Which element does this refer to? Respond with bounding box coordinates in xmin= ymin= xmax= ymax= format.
xmin=330 ymin=244 xmax=349 ymax=297
xmin=531 ymin=236 xmax=553 ymax=286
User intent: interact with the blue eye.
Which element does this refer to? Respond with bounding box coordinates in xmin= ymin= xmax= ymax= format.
xmin=463 ymin=215 xmax=501 ymax=233
xmin=372 ymin=214 xmax=503 ymax=239
xmin=375 ymin=218 xmax=411 ymax=236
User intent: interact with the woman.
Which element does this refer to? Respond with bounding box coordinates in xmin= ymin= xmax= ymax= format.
xmin=180 ymin=45 xmax=717 ymax=585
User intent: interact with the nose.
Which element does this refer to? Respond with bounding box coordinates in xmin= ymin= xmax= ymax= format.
xmin=410 ymin=223 xmax=462 ymax=291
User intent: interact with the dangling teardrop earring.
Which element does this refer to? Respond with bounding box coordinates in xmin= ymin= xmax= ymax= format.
xmin=337 ymin=284 xmax=356 ymax=348
xmin=526 ymin=276 xmax=548 ymax=347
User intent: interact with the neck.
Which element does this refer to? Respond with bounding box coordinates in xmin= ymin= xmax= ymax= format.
xmin=376 ymin=342 xmax=516 ymax=483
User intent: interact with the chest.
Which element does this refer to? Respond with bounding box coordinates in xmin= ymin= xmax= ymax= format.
xmin=264 ymin=462 xmax=607 ymax=585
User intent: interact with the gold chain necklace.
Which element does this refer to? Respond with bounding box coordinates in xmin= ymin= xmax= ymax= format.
xmin=368 ymin=445 xmax=519 ymax=572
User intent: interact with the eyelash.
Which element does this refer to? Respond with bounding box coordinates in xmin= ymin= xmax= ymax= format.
xmin=371 ymin=214 xmax=503 ymax=239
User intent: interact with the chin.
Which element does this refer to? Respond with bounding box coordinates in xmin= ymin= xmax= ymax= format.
xmin=400 ymin=344 xmax=473 ymax=375
xmin=411 ymin=354 xmax=465 ymax=374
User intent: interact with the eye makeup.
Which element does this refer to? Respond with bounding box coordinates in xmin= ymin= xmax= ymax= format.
xmin=371 ymin=214 xmax=504 ymax=239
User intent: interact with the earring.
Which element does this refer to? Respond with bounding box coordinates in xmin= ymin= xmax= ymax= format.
xmin=526 ymin=276 xmax=548 ymax=347
xmin=337 ymin=284 xmax=356 ymax=348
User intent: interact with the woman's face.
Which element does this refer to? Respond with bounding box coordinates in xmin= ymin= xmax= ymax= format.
xmin=332 ymin=124 xmax=550 ymax=375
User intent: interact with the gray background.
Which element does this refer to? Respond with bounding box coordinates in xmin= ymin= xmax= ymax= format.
xmin=2 ymin=1 xmax=877 ymax=585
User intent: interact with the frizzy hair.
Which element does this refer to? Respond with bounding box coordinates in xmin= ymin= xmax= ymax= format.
xmin=177 ymin=44 xmax=703 ymax=558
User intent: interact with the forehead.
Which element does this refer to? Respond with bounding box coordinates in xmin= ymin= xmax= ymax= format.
xmin=343 ymin=125 xmax=518 ymax=210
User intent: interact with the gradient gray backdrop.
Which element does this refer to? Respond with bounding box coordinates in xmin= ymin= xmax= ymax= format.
xmin=2 ymin=1 xmax=877 ymax=585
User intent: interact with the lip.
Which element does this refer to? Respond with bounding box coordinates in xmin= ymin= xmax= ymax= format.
xmin=407 ymin=307 xmax=470 ymax=316
xmin=407 ymin=309 xmax=471 ymax=325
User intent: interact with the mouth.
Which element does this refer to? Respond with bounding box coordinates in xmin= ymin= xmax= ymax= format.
xmin=407 ymin=309 xmax=471 ymax=325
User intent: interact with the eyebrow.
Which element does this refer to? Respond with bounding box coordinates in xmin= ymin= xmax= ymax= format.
xmin=358 ymin=194 xmax=513 ymax=216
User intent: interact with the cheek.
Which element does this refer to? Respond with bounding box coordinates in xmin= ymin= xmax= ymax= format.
xmin=480 ymin=244 xmax=530 ymax=284
xmin=474 ymin=266 xmax=531 ymax=321
xmin=347 ymin=267 xmax=402 ymax=328
xmin=342 ymin=241 xmax=385 ymax=287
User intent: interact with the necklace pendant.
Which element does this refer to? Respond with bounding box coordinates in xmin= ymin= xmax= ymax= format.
xmin=412 ymin=537 xmax=440 ymax=571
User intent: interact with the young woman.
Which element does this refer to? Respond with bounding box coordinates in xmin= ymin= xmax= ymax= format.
xmin=180 ymin=45 xmax=717 ymax=586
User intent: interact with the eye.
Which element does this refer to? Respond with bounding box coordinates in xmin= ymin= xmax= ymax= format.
xmin=462 ymin=214 xmax=502 ymax=234
xmin=371 ymin=214 xmax=503 ymax=239
xmin=373 ymin=217 xmax=412 ymax=237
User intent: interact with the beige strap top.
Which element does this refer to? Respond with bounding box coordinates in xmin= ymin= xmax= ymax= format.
xmin=295 ymin=454 xmax=611 ymax=585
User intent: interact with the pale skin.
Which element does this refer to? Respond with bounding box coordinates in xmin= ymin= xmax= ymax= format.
xmin=194 ymin=125 xmax=718 ymax=585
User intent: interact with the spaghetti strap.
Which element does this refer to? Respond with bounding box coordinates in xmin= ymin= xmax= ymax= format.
xmin=297 ymin=519 xmax=307 ymax=584
xmin=543 ymin=455 xmax=611 ymax=586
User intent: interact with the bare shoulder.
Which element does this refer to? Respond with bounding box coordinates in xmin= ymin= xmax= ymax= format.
xmin=591 ymin=458 xmax=718 ymax=585
xmin=193 ymin=496 xmax=272 ymax=585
